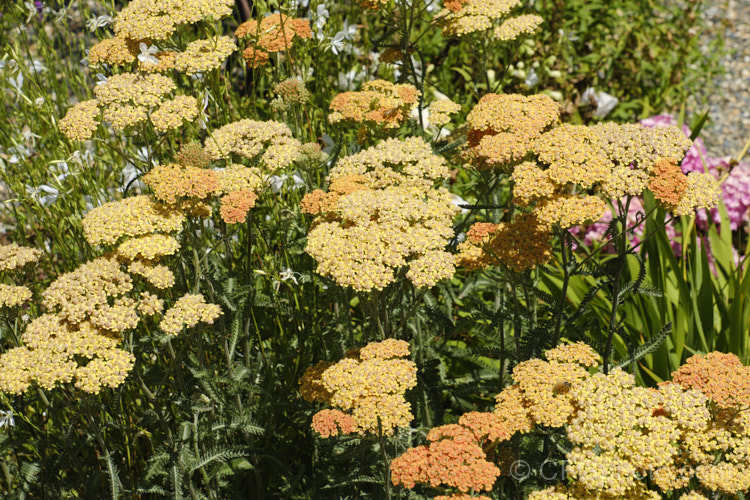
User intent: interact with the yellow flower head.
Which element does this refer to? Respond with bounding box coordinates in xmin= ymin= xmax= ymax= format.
xmin=143 ymin=163 xmax=220 ymax=204
xmin=457 ymin=213 xmax=552 ymax=272
xmin=328 ymin=80 xmax=421 ymax=139
xmin=173 ymin=36 xmax=237 ymax=75
xmin=59 ymin=100 xmax=101 ymax=141
xmin=150 ymin=95 xmax=199 ymax=133
xmin=82 ymin=195 xmax=185 ymax=246
xmin=0 ymin=284 xmax=32 ymax=308
xmin=436 ymin=0 xmax=521 ymax=36
xmin=301 ymin=340 xmax=417 ymax=436
xmin=114 ymin=0 xmax=233 ymax=41
xmin=88 ymin=37 xmax=138 ymax=66
xmin=159 ymin=293 xmax=222 ymax=335
xmin=467 ymin=93 xmax=559 ymax=168
xmin=0 ymin=243 xmax=42 ymax=272
xmin=204 ymin=119 xmax=301 ymax=169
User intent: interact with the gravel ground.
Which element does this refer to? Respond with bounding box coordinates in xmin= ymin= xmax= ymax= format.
xmin=697 ymin=0 xmax=750 ymax=159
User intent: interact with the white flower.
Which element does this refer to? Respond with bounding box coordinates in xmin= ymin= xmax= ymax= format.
xmin=593 ymin=91 xmax=618 ymax=118
xmin=451 ymin=194 xmax=470 ymax=215
xmin=52 ymin=7 xmax=71 ymax=23
xmin=27 ymin=59 xmax=46 ymax=73
xmin=5 ymin=59 xmax=19 ymax=72
xmin=7 ymin=73 xmax=24 ymax=100
xmin=581 ymin=87 xmax=619 ymax=118
xmin=121 ymin=163 xmax=144 ymax=193
xmin=322 ymin=134 xmax=336 ymax=155
xmin=340 ymin=20 xmax=357 ymax=41
xmin=26 ymin=184 xmax=59 ymax=206
xmin=22 ymin=129 xmax=41 ymax=146
xmin=315 ymin=4 xmax=329 ymax=31
xmin=329 ymin=32 xmax=346 ymax=55
xmin=0 ymin=410 xmax=15 ymax=429
xmin=50 ymin=161 xmax=70 ymax=182
xmin=138 ymin=43 xmax=160 ymax=65
xmin=34 ymin=96 xmax=44 ymax=106
xmin=266 ymin=172 xmax=305 ymax=194
xmin=274 ymin=267 xmax=303 ymax=292
xmin=330 ymin=20 xmax=357 ymax=55
xmin=24 ymin=1 xmax=39 ymax=23
xmin=69 ymin=149 xmax=95 ymax=168
xmin=197 ymin=93 xmax=210 ymax=129
xmin=267 ymin=174 xmax=288 ymax=194
xmin=524 ymin=68 xmax=539 ymax=88
xmin=95 ymin=73 xmax=108 ymax=86
xmin=87 ymin=14 xmax=113 ymax=32
xmin=8 ymin=145 xmax=30 ymax=164
xmin=279 ymin=267 xmax=301 ymax=285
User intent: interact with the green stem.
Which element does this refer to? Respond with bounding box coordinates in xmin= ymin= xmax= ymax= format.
xmin=552 ymin=229 xmax=572 ymax=346
xmin=603 ymin=197 xmax=632 ymax=373
xmin=378 ymin=421 xmax=392 ymax=500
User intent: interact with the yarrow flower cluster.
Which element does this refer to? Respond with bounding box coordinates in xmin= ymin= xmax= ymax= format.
xmin=0 ymin=243 xmax=42 ymax=272
xmin=173 ymin=36 xmax=237 ymax=75
xmin=143 ymin=145 xmax=266 ymax=225
xmin=0 ymin=254 xmax=179 ymax=394
xmin=143 ymin=163 xmax=220 ymax=204
xmin=436 ymin=0 xmax=528 ymax=37
xmin=514 ymin=350 xmax=750 ymax=497
xmin=391 ymin=423 xmax=503 ymax=493
xmin=391 ymin=346 xmax=750 ymax=497
xmin=0 ymin=284 xmax=32 ymax=308
xmin=149 ymin=95 xmax=199 ymax=133
xmin=114 ymin=0 xmax=234 ymax=41
xmin=62 ymin=0 xmax=235 ymax=141
xmin=639 ymin=116 xmax=750 ymax=229
xmin=427 ymin=98 xmax=462 ymax=129
xmin=82 ymin=195 xmax=185 ymax=247
xmin=464 ymin=96 xmax=724 ymax=230
xmin=235 ymin=14 xmax=312 ymax=68
xmin=493 ymin=14 xmax=544 ymax=41
xmin=271 ymin=78 xmax=311 ymax=112
xmin=299 ymin=339 xmax=417 ymax=436
xmin=159 ymin=293 xmax=222 ymax=335
xmin=59 ymin=73 xmax=199 ymax=139
xmin=328 ymin=80 xmax=421 ymax=142
xmin=456 ymin=213 xmax=552 ymax=272
xmin=203 ymin=119 xmax=301 ymax=170
xmin=390 ymin=343 xmax=599 ymax=495
xmin=0 ymin=314 xmax=136 ymax=395
xmin=302 ymin=137 xmax=457 ymax=291
xmin=466 ymin=93 xmax=560 ymax=169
